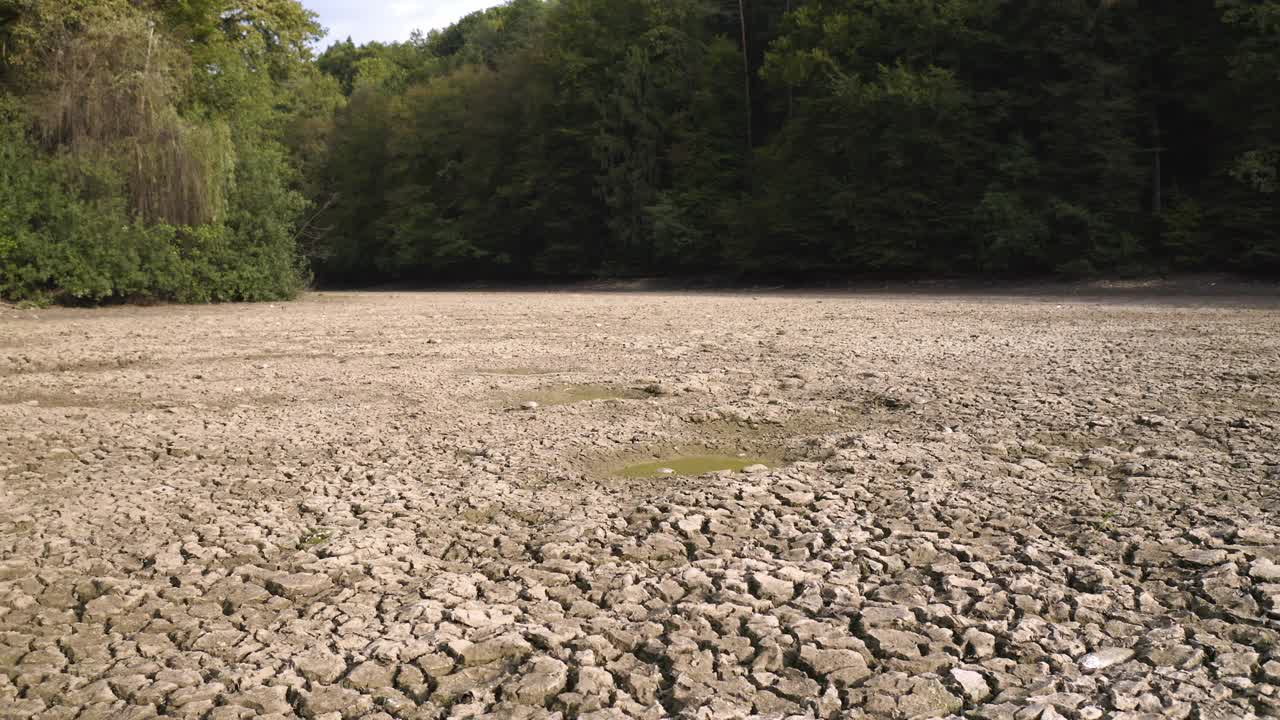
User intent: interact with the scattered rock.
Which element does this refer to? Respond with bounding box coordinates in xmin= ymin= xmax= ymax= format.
xmin=1080 ymin=647 xmax=1136 ymax=671
xmin=949 ymin=668 xmax=991 ymax=702
xmin=295 ymin=649 xmax=348 ymax=684
xmin=266 ymin=573 xmax=332 ymax=600
xmin=504 ymin=657 xmax=568 ymax=705
xmin=750 ymin=572 xmax=795 ymax=604
xmin=1249 ymin=558 xmax=1280 ymax=583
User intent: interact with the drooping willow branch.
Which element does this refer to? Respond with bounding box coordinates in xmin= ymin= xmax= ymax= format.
xmin=32 ymin=12 xmax=232 ymax=227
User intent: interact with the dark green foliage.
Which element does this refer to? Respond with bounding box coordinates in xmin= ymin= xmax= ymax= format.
xmin=0 ymin=0 xmax=328 ymax=303
xmin=5 ymin=0 xmax=1279 ymax=301
xmin=0 ymin=103 xmax=308 ymax=302
xmin=306 ymin=0 xmax=1280 ymax=282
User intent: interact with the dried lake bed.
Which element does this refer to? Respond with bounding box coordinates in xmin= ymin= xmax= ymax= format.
xmin=2 ymin=290 xmax=1279 ymax=719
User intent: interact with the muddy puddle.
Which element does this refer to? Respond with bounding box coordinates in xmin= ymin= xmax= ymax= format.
xmin=516 ymin=383 xmax=650 ymax=406
xmin=616 ymin=454 xmax=773 ymax=478
xmin=475 ymin=366 xmax=566 ymax=376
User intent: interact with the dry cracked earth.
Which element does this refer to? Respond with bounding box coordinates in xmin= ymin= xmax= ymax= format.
xmin=2 ymin=290 xmax=1279 ymax=720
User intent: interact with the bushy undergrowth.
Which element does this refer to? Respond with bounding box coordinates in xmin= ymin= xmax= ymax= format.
xmin=0 ymin=110 xmax=305 ymax=303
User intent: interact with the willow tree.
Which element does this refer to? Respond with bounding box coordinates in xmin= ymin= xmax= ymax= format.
xmin=0 ymin=0 xmax=333 ymax=302
xmin=39 ymin=12 xmax=232 ymax=225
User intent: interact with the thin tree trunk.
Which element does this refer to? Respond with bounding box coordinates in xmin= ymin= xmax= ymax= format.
xmin=738 ymin=0 xmax=751 ymax=152
xmin=786 ymin=0 xmax=793 ymax=120
xmin=1152 ymin=112 xmax=1163 ymax=215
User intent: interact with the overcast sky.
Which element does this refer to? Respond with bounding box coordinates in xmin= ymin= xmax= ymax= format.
xmin=307 ymin=0 xmax=501 ymax=47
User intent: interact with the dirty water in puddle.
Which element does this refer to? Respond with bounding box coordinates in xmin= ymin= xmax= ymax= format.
xmin=616 ymin=454 xmax=772 ymax=478
xmin=518 ymin=383 xmax=649 ymax=406
xmin=475 ymin=366 xmax=565 ymax=376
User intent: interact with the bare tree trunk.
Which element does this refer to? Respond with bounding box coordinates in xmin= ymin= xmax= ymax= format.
xmin=1152 ymin=112 xmax=1163 ymax=215
xmin=786 ymin=0 xmax=793 ymax=120
xmin=738 ymin=0 xmax=752 ymax=152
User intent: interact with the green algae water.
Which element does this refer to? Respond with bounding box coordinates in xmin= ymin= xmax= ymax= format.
xmin=618 ymin=455 xmax=769 ymax=478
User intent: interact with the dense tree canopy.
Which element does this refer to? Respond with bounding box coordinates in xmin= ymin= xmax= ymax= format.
xmin=2 ymin=0 xmax=1277 ymax=302
xmin=309 ymin=0 xmax=1279 ymax=283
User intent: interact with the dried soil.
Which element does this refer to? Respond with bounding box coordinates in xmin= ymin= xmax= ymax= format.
xmin=2 ymin=291 xmax=1279 ymax=719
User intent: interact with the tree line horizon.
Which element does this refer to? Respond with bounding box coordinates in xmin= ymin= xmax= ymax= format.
xmin=1 ymin=0 xmax=1276 ymax=303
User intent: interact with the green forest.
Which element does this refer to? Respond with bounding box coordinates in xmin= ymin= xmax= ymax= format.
xmin=1 ymin=0 xmax=1277 ymax=302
